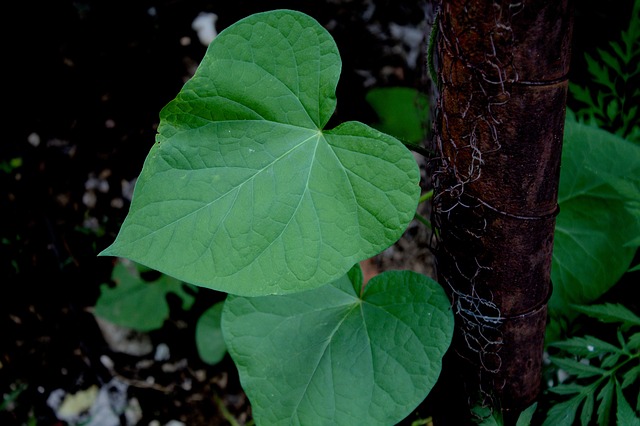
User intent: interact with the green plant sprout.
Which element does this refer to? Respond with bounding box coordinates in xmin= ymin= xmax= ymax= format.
xmin=97 ymin=9 xmax=640 ymax=424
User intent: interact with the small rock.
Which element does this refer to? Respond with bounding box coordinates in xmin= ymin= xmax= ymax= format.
xmin=192 ymin=12 xmax=218 ymax=46
xmin=94 ymin=316 xmax=153 ymax=356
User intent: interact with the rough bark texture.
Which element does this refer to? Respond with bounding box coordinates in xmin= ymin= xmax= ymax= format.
xmin=430 ymin=0 xmax=573 ymax=422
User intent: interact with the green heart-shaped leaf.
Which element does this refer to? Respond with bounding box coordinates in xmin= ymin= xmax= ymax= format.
xmin=221 ymin=265 xmax=454 ymax=425
xmin=100 ymin=10 xmax=420 ymax=296
xmin=551 ymin=119 xmax=640 ymax=313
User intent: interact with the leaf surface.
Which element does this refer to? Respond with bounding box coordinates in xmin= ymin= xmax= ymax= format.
xmin=100 ymin=10 xmax=420 ymax=296
xmin=572 ymin=303 xmax=640 ymax=328
xmin=221 ymin=265 xmax=453 ymax=425
xmin=616 ymin=380 xmax=640 ymax=426
xmin=551 ymin=120 xmax=640 ymax=313
xmin=548 ymin=335 xmax=623 ymax=358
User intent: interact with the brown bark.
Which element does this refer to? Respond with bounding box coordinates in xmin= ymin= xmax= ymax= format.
xmin=430 ymin=0 xmax=573 ymax=423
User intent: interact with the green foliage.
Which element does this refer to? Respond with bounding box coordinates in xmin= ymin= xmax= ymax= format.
xmin=365 ymin=87 xmax=430 ymax=145
xmin=100 ymin=10 xmax=420 ymax=297
xmin=569 ymin=1 xmax=640 ymax=143
xmin=0 ymin=383 xmax=27 ymax=412
xmin=543 ymin=303 xmax=640 ymax=426
xmin=97 ymin=260 xmax=228 ymax=365
xmin=470 ymin=402 xmax=538 ymax=426
xmin=0 ymin=157 xmax=22 ymax=174
xmin=95 ymin=7 xmax=639 ymax=426
xmin=544 ymin=16 xmax=640 ymax=423
xmin=99 ymin=10 xmax=449 ymax=425
xmin=221 ymin=264 xmax=453 ymax=425
xmin=550 ymin=118 xmax=640 ymax=317
xmin=94 ymin=259 xmax=195 ymax=332
xmin=572 ymin=303 xmax=640 ymax=330
xmin=516 ymin=403 xmax=539 ymax=426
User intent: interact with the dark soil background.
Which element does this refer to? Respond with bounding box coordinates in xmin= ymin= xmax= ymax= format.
xmin=1 ymin=1 xmax=633 ymax=425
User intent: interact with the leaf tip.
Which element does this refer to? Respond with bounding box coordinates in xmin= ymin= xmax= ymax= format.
xmin=97 ymin=243 xmax=118 ymax=258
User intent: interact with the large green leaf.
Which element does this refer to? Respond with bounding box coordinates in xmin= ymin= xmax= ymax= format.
xmin=550 ymin=119 xmax=640 ymax=314
xmin=100 ymin=10 xmax=420 ymax=296
xmin=221 ymin=265 xmax=453 ymax=425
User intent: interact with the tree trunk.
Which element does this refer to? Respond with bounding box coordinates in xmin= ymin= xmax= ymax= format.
xmin=430 ymin=0 xmax=573 ymax=423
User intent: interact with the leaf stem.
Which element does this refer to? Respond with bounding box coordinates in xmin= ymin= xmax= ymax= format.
xmin=402 ymin=142 xmax=435 ymax=158
xmin=213 ymin=394 xmax=243 ymax=426
xmin=419 ymin=189 xmax=434 ymax=204
xmin=414 ymin=212 xmax=432 ymax=229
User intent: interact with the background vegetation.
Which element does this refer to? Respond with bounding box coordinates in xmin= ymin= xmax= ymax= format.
xmin=1 ymin=0 xmax=637 ymax=425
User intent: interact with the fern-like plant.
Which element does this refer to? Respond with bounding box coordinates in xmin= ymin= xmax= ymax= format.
xmin=569 ymin=1 xmax=640 ymax=143
xmin=543 ymin=303 xmax=640 ymax=426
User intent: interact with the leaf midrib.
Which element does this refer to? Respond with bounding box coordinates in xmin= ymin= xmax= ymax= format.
xmin=289 ymin=302 xmax=360 ymax=420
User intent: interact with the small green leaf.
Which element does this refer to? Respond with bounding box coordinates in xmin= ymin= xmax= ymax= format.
xmin=95 ymin=260 xmax=195 ymax=332
xmin=549 ymin=335 xmax=623 ymax=358
xmin=195 ymin=302 xmax=227 ymax=365
xmin=586 ymin=53 xmax=615 ymax=93
xmin=550 ymin=357 xmax=607 ymax=379
xmin=601 ymin=352 xmax=622 ymax=369
xmin=581 ymin=392 xmax=595 ymax=426
xmin=609 ymin=41 xmax=628 ymax=64
xmin=606 ymin=99 xmax=620 ymax=122
xmin=618 ymin=329 xmax=628 ymax=349
xmin=621 ymin=365 xmax=640 ymax=389
xmin=628 ymin=333 xmax=640 ymax=351
xmin=221 ymin=265 xmax=453 ymax=425
xmin=547 ymin=383 xmax=586 ymax=395
xmin=571 ymin=303 xmax=640 ymax=328
xmin=597 ymin=48 xmax=623 ymax=76
xmin=543 ymin=396 xmax=582 ymax=426
xmin=474 ymin=407 xmax=502 ymax=426
xmin=516 ymin=403 xmax=538 ymax=426
xmin=568 ymin=82 xmax=591 ymax=103
xmin=596 ymin=379 xmax=615 ymax=425
xmin=99 ymin=10 xmax=420 ymax=297
xmin=616 ymin=380 xmax=640 ymax=426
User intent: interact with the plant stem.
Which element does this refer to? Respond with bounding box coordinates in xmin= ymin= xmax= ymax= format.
xmin=213 ymin=394 xmax=242 ymax=426
xmin=419 ymin=190 xmax=434 ymax=204
xmin=414 ymin=212 xmax=432 ymax=229
xmin=402 ymin=142 xmax=435 ymax=158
